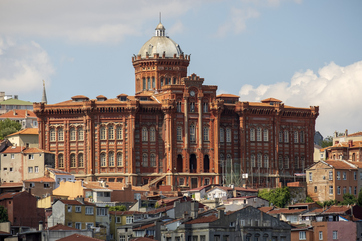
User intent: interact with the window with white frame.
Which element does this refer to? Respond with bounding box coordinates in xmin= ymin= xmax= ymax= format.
xmin=294 ymin=131 xmax=298 ymax=143
xmin=100 ymin=153 xmax=106 ymax=167
xmin=28 ymin=167 xmax=33 ymax=173
xmin=263 ymin=129 xmax=268 ymax=141
xmin=251 ymin=154 xmax=256 ymax=168
xmin=257 ymin=153 xmax=262 ymax=168
xmin=284 ymin=130 xmax=289 ymax=143
xmin=67 ymin=222 xmax=72 ymax=227
xmin=78 ymin=153 xmax=84 ymax=168
xmin=264 ymin=154 xmax=269 ymax=168
xmin=329 ymin=186 xmax=333 ymax=195
xmin=150 ymin=127 xmax=155 ymax=142
xmin=11 ymin=154 xmax=14 ymax=159
xmin=70 ymin=128 xmax=76 ymax=141
xmin=97 ymin=208 xmax=107 ymax=216
xmin=108 ymin=125 xmax=114 ymax=139
xmin=70 ymin=154 xmax=76 ymax=168
xmin=256 ymin=127 xmax=262 ymax=141
xmin=190 ymin=124 xmax=196 ymax=142
xmin=150 ymin=154 xmax=156 ymax=167
xmin=116 ymin=126 xmax=122 ymax=140
xmin=58 ymin=128 xmax=64 ymax=141
xmin=126 ymin=216 xmax=133 ymax=224
xmin=34 ymin=166 xmax=39 ymax=173
xmin=279 ymin=131 xmax=283 ymax=143
xmin=75 ymin=206 xmax=81 ymax=212
xmin=333 ymin=230 xmax=337 ymax=239
xmin=343 ymin=171 xmax=347 ymax=180
xmin=250 ymin=128 xmax=255 ymax=141
xmin=28 ymin=154 xmax=34 ymax=160
xmin=86 ymin=223 xmax=93 ymax=229
xmin=337 ymin=186 xmax=341 ymax=195
xmin=177 ymin=126 xmax=182 ymax=141
xmin=142 ymin=153 xmax=148 ymax=167
xmin=299 ymin=231 xmax=306 ymax=240
xmin=329 ymin=171 xmax=333 ymax=180
xmin=78 ymin=128 xmax=84 ymax=141
xmin=142 ymin=127 xmax=148 ymax=142
xmin=58 ymin=154 xmax=64 ymax=168
xmin=203 ymin=126 xmax=209 ymax=141
xmin=68 ymin=206 xmax=72 ymax=212
xmin=343 ymin=187 xmax=346 ymax=194
xmin=117 ymin=153 xmax=123 ymax=167
xmin=120 ymin=235 xmax=126 ymax=241
xmin=319 ymin=231 xmax=323 ymax=240
xmin=50 ymin=128 xmax=55 ymax=141
xmin=109 ymin=152 xmax=114 ymax=166
xmin=75 ymin=222 xmax=81 ymax=230
xmin=100 ymin=126 xmax=106 ymax=140
xmin=337 ymin=171 xmax=340 ymax=180
xmin=85 ymin=207 xmax=94 ymax=215
xmin=226 ymin=128 xmax=231 ymax=143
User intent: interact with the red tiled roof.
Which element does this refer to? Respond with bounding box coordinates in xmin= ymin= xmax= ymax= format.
xmin=348 ymin=132 xmax=362 ymax=137
xmin=0 ymin=192 xmax=22 ymax=200
xmin=216 ymin=94 xmax=239 ymax=98
xmin=48 ymin=224 xmax=79 ymax=231
xmin=23 ymin=147 xmax=53 ymax=154
xmin=268 ymin=208 xmax=307 ymax=215
xmin=323 ymin=206 xmax=350 ymax=214
xmin=0 ymin=110 xmax=36 ymax=119
xmin=6 ymin=128 xmax=38 ymax=137
xmin=185 ymin=215 xmax=218 ymax=224
xmin=324 ymin=160 xmax=357 ymax=170
xmin=2 ymin=146 xmax=25 ymax=153
xmin=261 ymin=98 xmax=282 ymax=103
xmin=187 ymin=184 xmax=211 ymax=192
xmin=24 ymin=176 xmax=55 ymax=183
xmin=56 ymin=234 xmax=102 ymax=241
xmin=258 ymin=206 xmax=274 ymax=213
xmin=71 ymin=95 xmax=89 ymax=99
xmin=0 ymin=183 xmax=23 ymax=188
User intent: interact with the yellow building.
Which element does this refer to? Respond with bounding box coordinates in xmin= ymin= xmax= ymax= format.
xmin=6 ymin=128 xmax=39 ymax=148
xmin=109 ymin=211 xmax=142 ymax=241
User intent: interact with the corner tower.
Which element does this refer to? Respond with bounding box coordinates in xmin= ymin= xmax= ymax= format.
xmin=132 ymin=22 xmax=190 ymax=94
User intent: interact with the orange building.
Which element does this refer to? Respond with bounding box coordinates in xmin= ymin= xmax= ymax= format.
xmin=33 ymin=22 xmax=319 ymax=189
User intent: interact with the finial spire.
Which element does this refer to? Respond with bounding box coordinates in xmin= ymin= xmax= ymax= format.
xmin=41 ymin=80 xmax=48 ymax=104
xmin=159 ymin=12 xmax=161 ymax=23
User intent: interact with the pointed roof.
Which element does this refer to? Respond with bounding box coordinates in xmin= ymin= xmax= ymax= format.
xmin=41 ymin=80 xmax=47 ymax=104
xmin=6 ymin=128 xmax=38 ymax=137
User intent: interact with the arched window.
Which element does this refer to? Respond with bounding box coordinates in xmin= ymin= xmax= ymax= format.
xmin=284 ymin=130 xmax=289 ymax=143
xmin=147 ymin=77 xmax=150 ymax=89
xmin=257 ymin=153 xmax=262 ymax=168
xmin=143 ymin=77 xmax=146 ymax=90
xmin=251 ymin=154 xmax=256 ymax=168
xmin=300 ymin=131 xmax=305 ymax=143
xmin=116 ymin=126 xmax=122 ymax=140
xmin=279 ymin=155 xmax=283 ymax=169
xmin=150 ymin=154 xmax=156 ymax=167
xmin=160 ymin=77 xmax=164 ymax=87
xmin=263 ymin=129 xmax=269 ymax=142
xmin=250 ymin=128 xmax=255 ymax=141
xmin=108 ymin=126 xmax=114 ymax=139
xmin=150 ymin=127 xmax=156 ymax=142
xmin=190 ymin=102 xmax=195 ymax=112
xmin=78 ymin=128 xmax=84 ymax=141
xmin=294 ymin=131 xmax=298 ymax=143
xmin=70 ymin=128 xmax=76 ymax=141
xmin=190 ymin=124 xmax=196 ymax=142
xmin=58 ymin=154 xmax=64 ymax=168
xmin=70 ymin=154 xmax=76 ymax=168
xmin=100 ymin=153 xmax=106 ymax=167
xmin=285 ymin=156 xmax=289 ymax=169
xmin=226 ymin=128 xmax=231 ymax=143
xmin=257 ymin=127 xmax=262 ymax=141
xmin=142 ymin=153 xmax=148 ymax=167
xmin=177 ymin=102 xmax=182 ymax=112
xmin=100 ymin=126 xmax=106 ymax=140
xmin=294 ymin=156 xmax=299 ymax=169
xmin=279 ymin=131 xmax=283 ymax=143
xmin=58 ymin=128 xmax=64 ymax=141
xmin=117 ymin=153 xmax=123 ymax=167
xmin=78 ymin=153 xmax=84 ymax=168
xmin=264 ymin=154 xmax=269 ymax=168
xmin=203 ymin=126 xmax=209 ymax=141
xmin=152 ymin=77 xmax=155 ymax=88
xmin=177 ymin=126 xmax=182 ymax=141
xmin=109 ymin=152 xmax=114 ymax=166
xmin=220 ymin=128 xmax=225 ymax=143
xmin=142 ymin=127 xmax=148 ymax=142
xmin=50 ymin=128 xmax=55 ymax=141
xmin=173 ymin=77 xmax=176 ymax=84
xmin=203 ymin=102 xmax=208 ymax=113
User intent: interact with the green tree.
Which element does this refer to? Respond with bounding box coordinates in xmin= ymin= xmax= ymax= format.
xmin=258 ymin=187 xmax=290 ymax=208
xmin=358 ymin=188 xmax=362 ymax=206
xmin=321 ymin=136 xmax=333 ymax=148
xmin=0 ymin=206 xmax=8 ymax=222
xmin=341 ymin=193 xmax=357 ymax=205
xmin=107 ymin=205 xmax=127 ymax=211
xmin=305 ymin=196 xmax=314 ymax=203
xmin=0 ymin=119 xmax=21 ymax=140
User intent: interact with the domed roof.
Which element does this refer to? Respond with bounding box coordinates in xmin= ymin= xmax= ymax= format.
xmin=138 ymin=23 xmax=183 ymax=58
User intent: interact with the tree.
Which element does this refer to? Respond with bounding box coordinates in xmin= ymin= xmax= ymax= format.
xmin=321 ymin=136 xmax=333 ymax=148
xmin=0 ymin=119 xmax=21 ymax=140
xmin=258 ymin=187 xmax=290 ymax=208
xmin=305 ymin=196 xmax=314 ymax=203
xmin=341 ymin=193 xmax=357 ymax=205
xmin=0 ymin=206 xmax=8 ymax=222
xmin=107 ymin=205 xmax=127 ymax=211
xmin=358 ymin=188 xmax=362 ymax=206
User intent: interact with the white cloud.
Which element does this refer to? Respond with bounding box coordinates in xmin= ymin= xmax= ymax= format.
xmin=238 ymin=61 xmax=362 ymax=136
xmin=0 ymin=0 xmax=200 ymax=44
xmin=0 ymin=38 xmax=54 ymax=94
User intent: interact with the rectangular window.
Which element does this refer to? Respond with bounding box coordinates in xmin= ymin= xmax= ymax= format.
xmin=67 ymin=222 xmax=72 ymax=227
xmin=126 ymin=216 xmax=133 ymax=224
xmin=44 ymin=183 xmax=50 ymax=188
xmin=343 ymin=187 xmax=346 ymax=194
xmin=28 ymin=167 xmax=33 ymax=173
xmin=329 ymin=186 xmax=333 ymax=195
xmin=319 ymin=231 xmax=323 ymax=240
xmin=333 ymin=230 xmax=338 ymax=239
xmin=35 ymin=166 xmax=39 ymax=173
xmin=329 ymin=171 xmax=333 ymax=180
xmin=299 ymin=231 xmax=306 ymax=240
xmin=9 ymin=167 xmax=13 ymax=172
xmin=116 ymin=216 xmax=121 ymax=223
xmin=309 ymin=172 xmax=312 ymax=182
xmin=28 ymin=154 xmax=34 ymax=160
xmin=97 ymin=208 xmax=106 ymax=216
xmin=349 ymin=186 xmax=352 ymax=194
xmin=29 ymin=182 xmax=35 ymax=188
xmin=75 ymin=206 xmax=81 ymax=212
xmin=85 ymin=207 xmax=94 ymax=215
xmin=68 ymin=206 xmax=72 ymax=212
xmin=337 ymin=186 xmax=341 ymax=195
xmin=354 ymin=171 xmax=357 ymax=180
xmin=343 ymin=171 xmax=347 ymax=180
xmin=11 ymin=154 xmax=14 ymax=159
xmin=337 ymin=171 xmax=340 ymax=180
xmin=75 ymin=222 xmax=81 ymax=230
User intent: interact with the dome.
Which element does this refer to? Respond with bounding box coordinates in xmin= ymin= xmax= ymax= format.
xmin=138 ymin=23 xmax=184 ymax=58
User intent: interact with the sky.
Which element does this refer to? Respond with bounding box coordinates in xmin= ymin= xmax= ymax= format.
xmin=0 ymin=0 xmax=361 ymax=137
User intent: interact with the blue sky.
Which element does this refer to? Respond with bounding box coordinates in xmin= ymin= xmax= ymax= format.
xmin=1 ymin=0 xmax=361 ymax=137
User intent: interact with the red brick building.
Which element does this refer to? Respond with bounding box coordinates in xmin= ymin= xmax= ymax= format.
xmin=33 ymin=22 xmax=319 ymax=189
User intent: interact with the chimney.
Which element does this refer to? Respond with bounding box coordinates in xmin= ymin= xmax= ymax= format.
xmin=76 ymin=196 xmax=85 ymax=204
xmin=190 ymin=201 xmax=199 ymax=219
xmin=349 ymin=140 xmax=353 ymax=148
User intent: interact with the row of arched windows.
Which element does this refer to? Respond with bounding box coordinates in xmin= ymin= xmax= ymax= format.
xmin=250 ymin=154 xmax=269 ymax=168
xmin=142 ymin=77 xmax=155 ymax=90
xmin=99 ymin=125 xmax=123 ymax=140
xmin=176 ymin=102 xmax=209 ymax=113
xmin=142 ymin=127 xmax=156 ymax=142
xmin=250 ymin=128 xmax=268 ymax=142
xmin=70 ymin=153 xmax=84 ymax=168
xmin=220 ymin=128 xmax=232 ymax=143
xmin=142 ymin=153 xmax=157 ymax=167
xmin=50 ymin=127 xmax=83 ymax=142
xmin=279 ymin=130 xmax=305 ymax=143
xmin=278 ymin=155 xmax=305 ymax=169
xmin=175 ymin=125 xmax=210 ymax=142
xmin=100 ymin=152 xmax=123 ymax=167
